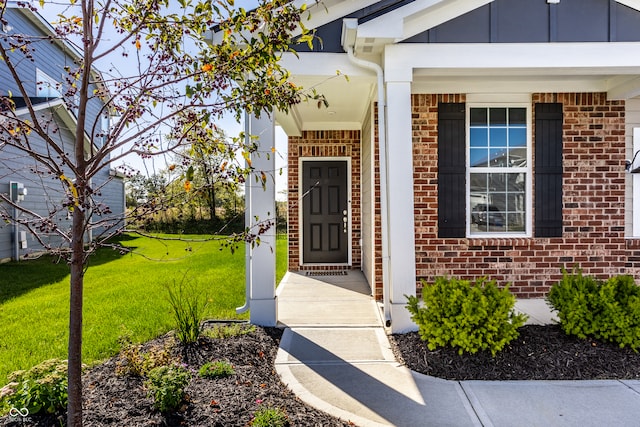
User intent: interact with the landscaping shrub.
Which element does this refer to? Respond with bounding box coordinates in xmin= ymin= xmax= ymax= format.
xmin=406 ymin=277 xmax=527 ymax=356
xmin=115 ymin=335 xmax=179 ymax=377
xmin=547 ymin=268 xmax=640 ymax=350
xmin=250 ymin=406 xmax=289 ymax=427
xmin=0 ymin=359 xmax=69 ymax=415
xmin=145 ymin=364 xmax=191 ymax=413
xmin=165 ymin=276 xmax=209 ymax=344
xmin=198 ymin=360 xmax=235 ymax=379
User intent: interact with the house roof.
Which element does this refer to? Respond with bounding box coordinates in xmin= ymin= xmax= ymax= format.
xmin=275 ymin=0 xmax=640 ymax=136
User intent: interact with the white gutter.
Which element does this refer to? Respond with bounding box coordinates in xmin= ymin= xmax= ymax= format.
xmin=237 ymin=112 xmax=251 ymax=314
xmin=342 ymin=19 xmax=391 ymax=326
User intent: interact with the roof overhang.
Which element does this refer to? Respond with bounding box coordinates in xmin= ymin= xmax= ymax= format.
xmin=11 ymin=98 xmax=97 ymax=156
xmin=385 ymin=42 xmax=640 ymax=99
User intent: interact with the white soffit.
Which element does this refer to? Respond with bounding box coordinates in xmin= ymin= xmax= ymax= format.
xmin=275 ymin=53 xmax=377 ymax=135
xmin=279 ymin=52 xmax=377 ymax=78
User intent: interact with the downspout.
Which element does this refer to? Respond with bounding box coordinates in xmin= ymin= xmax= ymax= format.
xmin=237 ymin=111 xmax=251 ymax=314
xmin=13 ymin=206 xmax=19 ymax=262
xmin=343 ymin=19 xmax=391 ymax=326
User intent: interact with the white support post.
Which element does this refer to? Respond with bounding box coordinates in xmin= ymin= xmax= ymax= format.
xmin=246 ymin=113 xmax=278 ymax=326
xmin=385 ymin=80 xmax=417 ymax=333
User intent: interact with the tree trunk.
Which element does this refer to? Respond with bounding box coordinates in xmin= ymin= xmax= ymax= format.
xmin=67 ymin=207 xmax=85 ymax=427
xmin=68 ymin=9 xmax=91 ymax=420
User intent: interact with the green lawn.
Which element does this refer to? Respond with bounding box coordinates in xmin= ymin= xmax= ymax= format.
xmin=0 ymin=233 xmax=287 ymax=384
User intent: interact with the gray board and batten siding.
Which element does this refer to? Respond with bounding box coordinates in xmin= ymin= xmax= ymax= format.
xmin=0 ymin=6 xmax=124 ymax=261
xmin=293 ymin=0 xmax=640 ymax=53
xmin=1 ymin=7 xmax=107 ymax=145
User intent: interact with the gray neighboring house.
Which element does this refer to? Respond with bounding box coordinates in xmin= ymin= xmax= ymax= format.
xmin=0 ymin=3 xmax=125 ymax=262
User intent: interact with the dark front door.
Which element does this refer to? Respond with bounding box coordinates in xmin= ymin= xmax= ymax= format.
xmin=302 ymin=160 xmax=349 ymax=263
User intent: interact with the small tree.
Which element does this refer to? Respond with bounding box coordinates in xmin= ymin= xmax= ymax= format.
xmin=0 ymin=1 xmax=320 ymax=425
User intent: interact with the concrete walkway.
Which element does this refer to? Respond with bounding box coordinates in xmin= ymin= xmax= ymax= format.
xmin=274 ymin=271 xmax=640 ymax=427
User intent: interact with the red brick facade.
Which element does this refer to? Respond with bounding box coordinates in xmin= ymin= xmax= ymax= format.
xmin=287 ymin=130 xmax=362 ymax=271
xmin=412 ymin=93 xmax=629 ymax=297
xmin=286 ymin=93 xmax=637 ymax=300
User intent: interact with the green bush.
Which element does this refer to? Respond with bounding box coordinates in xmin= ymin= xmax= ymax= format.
xmin=145 ymin=364 xmax=191 ymax=413
xmin=250 ymin=406 xmax=289 ymax=427
xmin=0 ymin=359 xmax=69 ymax=415
xmin=547 ymin=268 xmax=640 ymax=350
xmin=406 ymin=277 xmax=527 ymax=356
xmin=546 ymin=267 xmax=600 ymax=338
xmin=198 ymin=361 xmax=235 ymax=379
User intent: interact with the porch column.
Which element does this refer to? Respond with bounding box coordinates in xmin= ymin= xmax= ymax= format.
xmin=246 ymin=113 xmax=277 ymax=326
xmin=385 ymin=79 xmax=417 ymax=333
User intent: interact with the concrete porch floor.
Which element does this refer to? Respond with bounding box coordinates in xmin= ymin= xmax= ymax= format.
xmin=276 ymin=270 xmax=558 ymax=328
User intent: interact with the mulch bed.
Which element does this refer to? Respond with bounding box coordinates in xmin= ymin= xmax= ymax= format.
xmin=5 ymin=324 xmax=640 ymax=426
xmin=390 ymin=324 xmax=640 ymax=381
xmin=1 ymin=325 xmax=352 ymax=427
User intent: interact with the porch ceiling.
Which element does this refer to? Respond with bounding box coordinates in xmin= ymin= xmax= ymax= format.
xmin=275 ymin=75 xmax=376 ymax=136
xmin=275 ymin=53 xmax=378 ymax=136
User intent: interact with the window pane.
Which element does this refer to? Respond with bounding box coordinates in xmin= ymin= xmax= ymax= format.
xmin=489 ymin=128 xmax=507 ymax=147
xmin=470 ymin=108 xmax=487 ymax=126
xmin=489 ymin=149 xmax=507 ymax=167
xmin=470 ymin=148 xmax=488 ymax=167
xmin=490 ymin=108 xmax=507 ymax=125
xmin=507 ymin=147 xmax=527 ymax=167
xmin=509 ymin=108 xmax=526 ymax=125
xmin=509 ymin=127 xmax=526 ymax=147
xmin=507 ymin=213 xmax=525 ymax=232
xmin=469 ymin=172 xmax=526 ymax=234
xmin=470 ymin=127 xmax=488 ymax=147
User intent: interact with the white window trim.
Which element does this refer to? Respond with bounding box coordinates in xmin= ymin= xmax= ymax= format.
xmin=466 ymin=102 xmax=533 ymax=238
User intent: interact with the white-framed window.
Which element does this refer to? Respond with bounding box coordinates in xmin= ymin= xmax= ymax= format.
xmin=467 ymin=104 xmax=532 ymax=236
xmin=35 ymin=68 xmax=62 ymax=98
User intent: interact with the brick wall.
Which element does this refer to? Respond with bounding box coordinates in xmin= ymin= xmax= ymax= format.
xmin=412 ymin=93 xmax=630 ymax=297
xmin=287 ymin=130 xmax=361 ymax=271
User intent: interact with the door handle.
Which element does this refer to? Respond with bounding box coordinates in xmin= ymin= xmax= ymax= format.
xmin=343 ymin=210 xmax=348 ymax=233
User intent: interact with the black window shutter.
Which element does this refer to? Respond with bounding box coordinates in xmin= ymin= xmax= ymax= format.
xmin=438 ymin=103 xmax=466 ymax=238
xmin=535 ymin=103 xmax=563 ymax=237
